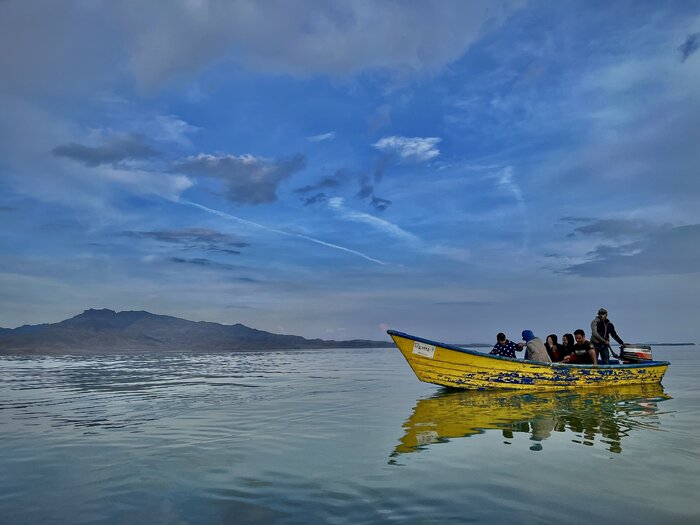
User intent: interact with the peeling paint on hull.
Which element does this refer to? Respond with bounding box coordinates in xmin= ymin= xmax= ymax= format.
xmin=387 ymin=330 xmax=670 ymax=391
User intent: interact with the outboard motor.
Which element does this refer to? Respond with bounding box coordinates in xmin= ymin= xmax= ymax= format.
xmin=620 ymin=344 xmax=653 ymax=364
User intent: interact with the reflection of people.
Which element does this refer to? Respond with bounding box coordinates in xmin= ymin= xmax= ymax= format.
xmin=521 ymin=330 xmax=552 ymax=363
xmin=490 ymin=332 xmax=521 ymax=358
xmin=529 ymin=416 xmax=556 ymax=451
xmin=563 ymin=329 xmax=597 ymax=364
xmin=591 ymin=308 xmax=625 ymax=364
xmin=391 ymin=385 xmax=669 ymax=458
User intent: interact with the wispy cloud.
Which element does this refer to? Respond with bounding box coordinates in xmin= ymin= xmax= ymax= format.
xmin=679 ymin=33 xmax=700 ymax=63
xmin=296 ymin=163 xmax=392 ymax=211
xmin=177 ymin=153 xmax=306 ymax=205
xmin=295 ymin=169 xmax=350 ymax=202
xmin=357 ymin=156 xmax=392 ymax=210
xmin=169 ymin=257 xmax=256 ymax=277
xmin=327 ymin=197 xmax=418 ymax=243
xmin=52 ymin=133 xmax=159 ymax=167
xmin=432 ymin=300 xmax=492 ymax=307
xmin=101 ymin=166 xmax=193 ymax=201
xmin=564 ymin=218 xmax=658 ymax=240
xmin=496 ymin=166 xmax=524 ymax=205
xmin=111 ymin=2 xmax=519 ymax=88
xmin=300 ymin=193 xmax=330 ymax=206
xmin=556 ymin=219 xmax=700 ymax=277
xmin=492 ymin=166 xmax=527 ymax=251
xmin=307 ymin=131 xmax=336 ymax=142
xmin=327 ymin=197 xmax=471 ymax=261
xmin=369 ymin=195 xmax=391 ymax=211
xmin=367 ymin=104 xmax=391 ymax=134
xmin=123 ymin=228 xmax=249 ymax=255
xmin=151 ymin=115 xmax=199 ymax=146
xmin=373 ymin=136 xmax=441 ymax=162
xmin=179 ymin=199 xmax=387 ymax=265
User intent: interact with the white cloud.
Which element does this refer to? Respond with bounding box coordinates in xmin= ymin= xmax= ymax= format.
xmin=151 ymin=115 xmax=200 ymax=146
xmin=327 ymin=197 xmax=344 ymax=210
xmin=307 ymin=131 xmax=336 ymax=142
xmin=373 ymin=136 xmax=442 ymax=162
xmin=0 ymin=2 xmax=520 ymax=95
xmin=112 ymin=1 xmax=520 ymax=88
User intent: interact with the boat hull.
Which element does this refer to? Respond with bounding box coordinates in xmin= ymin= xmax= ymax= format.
xmin=388 ymin=330 xmax=670 ymax=391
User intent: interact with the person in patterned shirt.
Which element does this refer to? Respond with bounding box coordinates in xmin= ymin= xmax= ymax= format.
xmin=490 ymin=332 xmax=522 ymax=358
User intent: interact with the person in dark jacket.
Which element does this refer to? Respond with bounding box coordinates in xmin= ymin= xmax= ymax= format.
xmin=545 ymin=334 xmax=560 ymax=361
xmin=562 ymin=329 xmax=597 ymax=364
xmin=559 ymin=333 xmax=575 ymax=361
xmin=591 ymin=308 xmax=625 ymax=364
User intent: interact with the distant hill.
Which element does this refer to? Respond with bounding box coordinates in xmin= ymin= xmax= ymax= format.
xmin=0 ymin=309 xmax=394 ymax=353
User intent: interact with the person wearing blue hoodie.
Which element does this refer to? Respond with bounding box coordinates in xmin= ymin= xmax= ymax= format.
xmin=521 ymin=330 xmax=552 ymax=363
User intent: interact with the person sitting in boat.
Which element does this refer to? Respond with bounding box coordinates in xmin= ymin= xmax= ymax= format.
xmin=559 ymin=333 xmax=575 ymax=361
xmin=545 ymin=334 xmax=561 ymax=361
xmin=591 ymin=308 xmax=626 ymax=365
xmin=490 ymin=332 xmax=522 ymax=358
xmin=521 ymin=330 xmax=552 ymax=363
xmin=562 ymin=329 xmax=597 ymax=364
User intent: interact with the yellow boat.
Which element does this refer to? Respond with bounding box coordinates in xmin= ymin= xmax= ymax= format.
xmin=391 ymin=384 xmax=671 ymax=457
xmin=387 ymin=330 xmax=670 ymax=390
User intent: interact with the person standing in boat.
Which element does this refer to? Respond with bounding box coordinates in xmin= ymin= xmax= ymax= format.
xmin=562 ymin=329 xmax=597 ymax=364
xmin=521 ymin=330 xmax=552 ymax=363
xmin=490 ymin=332 xmax=522 ymax=358
xmin=591 ymin=308 xmax=625 ymax=364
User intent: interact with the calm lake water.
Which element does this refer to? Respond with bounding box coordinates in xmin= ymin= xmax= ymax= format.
xmin=2 ymin=346 xmax=699 ymax=524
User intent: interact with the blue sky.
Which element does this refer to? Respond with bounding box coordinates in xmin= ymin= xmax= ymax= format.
xmin=1 ymin=1 xmax=699 ymax=343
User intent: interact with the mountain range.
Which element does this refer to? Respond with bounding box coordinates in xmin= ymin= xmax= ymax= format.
xmin=0 ymin=309 xmax=394 ymax=353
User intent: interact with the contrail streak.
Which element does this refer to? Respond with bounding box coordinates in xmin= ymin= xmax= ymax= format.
xmin=179 ymin=199 xmax=387 ymax=266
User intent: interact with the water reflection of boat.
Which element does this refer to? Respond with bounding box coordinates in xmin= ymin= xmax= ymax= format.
xmin=391 ymin=384 xmax=671 ymax=458
xmin=387 ymin=330 xmax=670 ymax=390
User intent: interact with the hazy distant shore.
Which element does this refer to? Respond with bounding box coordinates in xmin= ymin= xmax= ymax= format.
xmin=0 ymin=309 xmax=394 ymax=354
xmin=1 ymin=309 xmax=695 ymax=355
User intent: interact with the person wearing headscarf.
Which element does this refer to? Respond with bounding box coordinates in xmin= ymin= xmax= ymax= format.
xmin=521 ymin=330 xmax=552 ymax=363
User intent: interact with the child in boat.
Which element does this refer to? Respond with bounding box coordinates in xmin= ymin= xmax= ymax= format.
xmin=490 ymin=332 xmax=522 ymax=358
